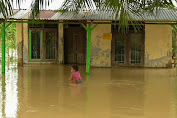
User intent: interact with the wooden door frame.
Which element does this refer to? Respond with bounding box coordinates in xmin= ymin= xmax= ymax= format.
xmin=43 ymin=29 xmax=58 ymax=62
xmin=28 ymin=29 xmax=43 ymax=62
xmin=64 ymin=25 xmax=87 ymax=64
xmin=111 ymin=28 xmax=145 ymax=67
xmin=64 ymin=27 xmax=76 ymax=64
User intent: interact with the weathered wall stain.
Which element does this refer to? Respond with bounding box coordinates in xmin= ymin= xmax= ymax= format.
xmin=23 ymin=23 xmax=29 ymax=64
xmin=145 ymin=25 xmax=172 ymax=67
xmin=16 ymin=23 xmax=23 ymax=66
xmin=145 ymin=53 xmax=172 ymax=67
xmin=91 ymin=47 xmax=101 ymax=56
xmin=91 ymin=24 xmax=111 ymax=67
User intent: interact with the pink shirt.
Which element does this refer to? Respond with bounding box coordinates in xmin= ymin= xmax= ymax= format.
xmin=72 ymin=72 xmax=82 ymax=80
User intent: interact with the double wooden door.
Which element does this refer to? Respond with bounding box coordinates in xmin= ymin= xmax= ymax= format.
xmin=64 ymin=25 xmax=86 ymax=64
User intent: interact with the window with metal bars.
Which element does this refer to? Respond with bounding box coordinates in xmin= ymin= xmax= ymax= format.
xmin=130 ymin=33 xmax=142 ymax=64
xmin=115 ymin=34 xmax=125 ymax=64
xmin=31 ymin=31 xmax=41 ymax=59
xmin=46 ymin=32 xmax=56 ymax=59
xmin=112 ymin=25 xmax=144 ymax=66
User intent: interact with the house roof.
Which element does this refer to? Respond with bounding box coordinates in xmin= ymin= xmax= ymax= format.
xmin=0 ymin=9 xmax=177 ymax=22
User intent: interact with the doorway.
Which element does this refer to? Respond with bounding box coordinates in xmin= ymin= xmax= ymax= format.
xmin=64 ymin=24 xmax=86 ymax=64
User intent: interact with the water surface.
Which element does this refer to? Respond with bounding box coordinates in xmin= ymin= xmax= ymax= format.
xmin=0 ymin=65 xmax=177 ymax=118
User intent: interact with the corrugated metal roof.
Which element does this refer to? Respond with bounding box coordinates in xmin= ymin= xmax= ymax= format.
xmin=0 ymin=9 xmax=177 ymax=22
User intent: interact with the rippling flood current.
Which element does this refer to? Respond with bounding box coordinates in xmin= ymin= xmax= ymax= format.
xmin=0 ymin=64 xmax=177 ymax=118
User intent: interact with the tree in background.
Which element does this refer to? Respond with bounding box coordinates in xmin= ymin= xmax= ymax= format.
xmin=0 ymin=23 xmax=17 ymax=63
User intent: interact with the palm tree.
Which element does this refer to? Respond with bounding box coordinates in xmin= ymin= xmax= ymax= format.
xmin=0 ymin=0 xmax=53 ymax=18
xmin=59 ymin=0 xmax=177 ymax=31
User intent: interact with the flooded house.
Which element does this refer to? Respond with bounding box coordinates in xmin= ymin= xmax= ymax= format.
xmin=12 ymin=9 xmax=177 ymax=68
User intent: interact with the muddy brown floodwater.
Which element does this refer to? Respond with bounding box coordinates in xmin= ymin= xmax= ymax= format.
xmin=0 ymin=65 xmax=177 ymax=118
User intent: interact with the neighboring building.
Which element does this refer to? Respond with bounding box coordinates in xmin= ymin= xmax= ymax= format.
xmin=8 ymin=9 xmax=177 ymax=68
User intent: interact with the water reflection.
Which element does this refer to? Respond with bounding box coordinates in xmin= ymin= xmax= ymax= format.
xmin=143 ymin=69 xmax=174 ymax=118
xmin=110 ymin=69 xmax=144 ymax=118
xmin=0 ymin=65 xmax=18 ymax=118
xmin=0 ymin=65 xmax=177 ymax=118
xmin=0 ymin=74 xmax=6 ymax=118
xmin=170 ymin=75 xmax=177 ymax=118
xmin=5 ymin=69 xmax=18 ymax=118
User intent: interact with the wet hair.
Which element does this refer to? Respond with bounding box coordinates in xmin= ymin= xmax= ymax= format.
xmin=71 ymin=65 xmax=79 ymax=71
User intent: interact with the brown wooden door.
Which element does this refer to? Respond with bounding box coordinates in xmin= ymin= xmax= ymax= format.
xmin=64 ymin=25 xmax=86 ymax=64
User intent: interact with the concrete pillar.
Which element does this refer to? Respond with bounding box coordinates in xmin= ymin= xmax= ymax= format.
xmin=58 ymin=23 xmax=64 ymax=64
xmin=16 ymin=23 xmax=23 ymax=66
xmin=23 ymin=23 xmax=29 ymax=63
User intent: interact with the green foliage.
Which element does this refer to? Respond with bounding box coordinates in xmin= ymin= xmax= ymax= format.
xmin=59 ymin=0 xmax=177 ymax=33
xmin=5 ymin=23 xmax=17 ymax=51
xmin=0 ymin=23 xmax=17 ymax=53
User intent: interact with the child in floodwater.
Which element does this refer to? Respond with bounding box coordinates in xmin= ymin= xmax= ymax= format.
xmin=69 ymin=65 xmax=82 ymax=84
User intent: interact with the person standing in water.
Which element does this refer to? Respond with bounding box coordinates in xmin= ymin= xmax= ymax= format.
xmin=69 ymin=65 xmax=82 ymax=84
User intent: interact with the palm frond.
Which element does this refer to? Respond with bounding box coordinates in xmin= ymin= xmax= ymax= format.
xmin=0 ymin=0 xmax=13 ymax=19
xmin=60 ymin=0 xmax=176 ymax=32
xmin=30 ymin=0 xmax=53 ymax=18
xmin=0 ymin=0 xmax=54 ymax=19
xmin=0 ymin=0 xmax=25 ymax=19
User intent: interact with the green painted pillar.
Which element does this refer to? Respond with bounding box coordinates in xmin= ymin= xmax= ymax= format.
xmin=82 ymin=24 xmax=98 ymax=75
xmin=86 ymin=26 xmax=92 ymax=75
xmin=1 ymin=23 xmax=5 ymax=74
